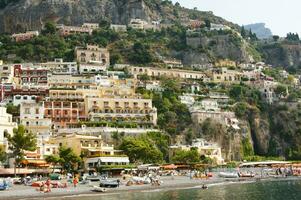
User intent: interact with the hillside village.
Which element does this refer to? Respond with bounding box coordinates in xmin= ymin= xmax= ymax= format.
xmin=0 ymin=2 xmax=301 ymax=178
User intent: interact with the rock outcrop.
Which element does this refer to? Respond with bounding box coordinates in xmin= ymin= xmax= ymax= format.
xmin=0 ymin=0 xmax=157 ymax=33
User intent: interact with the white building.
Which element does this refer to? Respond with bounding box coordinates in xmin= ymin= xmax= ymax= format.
xmin=39 ymin=59 xmax=78 ymax=75
xmin=0 ymin=107 xmax=17 ymax=148
xmin=145 ymin=81 xmax=164 ymax=92
xmin=79 ymin=63 xmax=107 ymax=74
xmin=169 ymin=138 xmax=224 ymax=165
xmin=20 ymin=102 xmax=52 ymax=135
xmin=210 ymin=23 xmax=231 ymax=31
xmin=110 ymin=24 xmax=127 ymax=32
xmin=128 ymin=19 xmax=148 ymax=30
xmin=13 ymin=95 xmax=38 ymax=106
xmin=179 ymin=95 xmax=195 ymax=107
xmin=85 ymin=156 xmax=130 ymax=169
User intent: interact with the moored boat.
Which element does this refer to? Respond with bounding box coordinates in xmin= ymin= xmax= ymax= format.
xmin=218 ymin=172 xmax=239 ymax=178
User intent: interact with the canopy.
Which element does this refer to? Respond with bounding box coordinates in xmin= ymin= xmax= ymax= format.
xmin=162 ymin=164 xmax=177 ymax=170
xmin=86 ymin=156 xmax=129 ymax=164
xmin=239 ymin=161 xmax=291 ymax=167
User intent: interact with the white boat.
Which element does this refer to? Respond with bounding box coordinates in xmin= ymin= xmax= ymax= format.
xmin=91 ymin=185 xmax=107 ymax=192
xmin=218 ymin=172 xmax=239 ymax=178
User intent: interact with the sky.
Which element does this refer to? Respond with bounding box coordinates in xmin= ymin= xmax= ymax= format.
xmin=171 ymin=0 xmax=301 ymax=36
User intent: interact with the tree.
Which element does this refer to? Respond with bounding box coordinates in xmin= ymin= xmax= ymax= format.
xmin=119 ymin=135 xmax=164 ymax=164
xmin=274 ymin=85 xmax=287 ymax=97
xmin=172 ymin=149 xmax=200 ymax=164
xmin=7 ymin=125 xmax=37 ymax=177
xmin=273 ymin=35 xmax=280 ymax=42
xmin=42 ymin=22 xmax=56 ymax=35
xmin=45 ymin=154 xmax=60 ymax=172
xmin=0 ymin=146 xmax=7 ymax=164
xmin=205 ymin=19 xmax=211 ymax=29
xmin=58 ymin=146 xmax=81 ymax=173
xmin=241 ymin=26 xmax=246 ymax=38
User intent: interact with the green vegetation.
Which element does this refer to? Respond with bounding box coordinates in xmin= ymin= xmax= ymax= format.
xmin=119 ymin=132 xmax=169 ymax=164
xmin=172 ymin=148 xmax=200 ymax=164
xmin=0 ymin=145 xmax=7 ymax=164
xmin=7 ymin=125 xmax=37 ymax=177
xmin=46 ymin=146 xmax=81 ymax=173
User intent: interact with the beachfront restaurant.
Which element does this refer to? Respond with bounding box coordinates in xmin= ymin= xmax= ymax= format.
xmin=85 ymin=156 xmax=130 ymax=176
xmin=85 ymin=156 xmax=130 ymax=169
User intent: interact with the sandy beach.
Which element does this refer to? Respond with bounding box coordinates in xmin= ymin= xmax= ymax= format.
xmin=2 ymin=175 xmax=299 ymax=200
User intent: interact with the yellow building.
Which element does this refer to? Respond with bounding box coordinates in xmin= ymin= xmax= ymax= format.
xmin=215 ymin=59 xmax=237 ymax=68
xmin=51 ymin=134 xmax=118 ymax=157
xmin=85 ymin=96 xmax=157 ymax=126
xmin=212 ymin=68 xmax=242 ymax=83
xmin=128 ymin=66 xmax=210 ymax=81
xmin=75 ymin=44 xmax=110 ymax=65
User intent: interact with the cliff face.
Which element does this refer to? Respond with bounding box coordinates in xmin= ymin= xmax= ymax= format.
xmin=260 ymin=42 xmax=301 ymax=68
xmin=0 ymin=0 xmax=157 ymax=33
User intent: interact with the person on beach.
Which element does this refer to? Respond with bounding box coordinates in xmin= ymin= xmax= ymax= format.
xmin=45 ymin=179 xmax=51 ymax=192
xmin=73 ymin=176 xmax=79 ymax=188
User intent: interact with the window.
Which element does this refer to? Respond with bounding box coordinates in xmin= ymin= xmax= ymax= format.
xmin=35 ymin=108 xmax=39 ymax=114
xmin=25 ymin=108 xmax=30 ymax=114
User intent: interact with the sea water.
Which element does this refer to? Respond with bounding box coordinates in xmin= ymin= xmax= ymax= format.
xmin=65 ymin=179 xmax=301 ymax=200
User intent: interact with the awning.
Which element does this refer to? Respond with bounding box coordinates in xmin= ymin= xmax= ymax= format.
xmin=86 ymin=157 xmax=130 ymax=164
xmin=162 ymin=164 xmax=177 ymax=170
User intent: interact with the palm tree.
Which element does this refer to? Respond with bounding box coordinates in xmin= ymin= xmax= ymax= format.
xmin=7 ymin=125 xmax=37 ymax=177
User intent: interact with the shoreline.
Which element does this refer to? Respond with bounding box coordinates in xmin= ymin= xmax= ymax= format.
xmin=3 ymin=176 xmax=301 ymax=200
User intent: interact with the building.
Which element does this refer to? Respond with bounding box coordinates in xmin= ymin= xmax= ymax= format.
xmin=212 ymin=68 xmax=242 ymax=83
xmin=57 ymin=126 xmax=160 ymax=143
xmin=145 ymin=81 xmax=164 ymax=92
xmin=51 ymin=134 xmax=118 ymax=157
xmin=44 ymin=92 xmax=87 ymax=129
xmin=57 ymin=23 xmax=99 ymax=36
xmin=169 ymin=138 xmax=224 ymax=164
xmin=190 ymin=99 xmax=239 ymax=130
xmin=179 ymin=95 xmax=195 ymax=107
xmin=13 ymin=64 xmax=48 ymax=86
xmin=85 ymin=96 xmax=157 ymax=126
xmin=11 ymin=31 xmax=39 ymax=42
xmin=0 ymin=107 xmax=17 ymax=148
xmin=82 ymin=23 xmax=99 ymax=29
xmin=47 ymin=74 xmax=96 ymax=89
xmin=39 ymin=59 xmax=78 ymax=75
xmin=163 ymin=58 xmax=183 ymax=68
xmin=248 ymin=80 xmax=279 ymax=104
xmin=110 ymin=24 xmax=127 ymax=32
xmin=75 ymin=45 xmax=110 ymax=66
xmin=128 ymin=19 xmax=147 ymax=30
xmin=0 ymin=64 xmax=14 ymax=83
xmin=13 ymin=94 xmax=38 ymax=106
xmin=20 ymin=102 xmax=52 ymax=135
xmin=215 ymin=59 xmax=237 ymax=68
xmin=79 ymin=63 xmax=107 ymax=74
xmin=85 ymin=156 xmax=130 ymax=170
xmin=210 ymin=24 xmax=231 ymax=31
xmin=128 ymin=66 xmax=210 ymax=81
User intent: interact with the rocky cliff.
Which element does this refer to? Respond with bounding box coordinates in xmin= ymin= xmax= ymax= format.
xmin=0 ymin=0 xmax=157 ymax=33
xmin=0 ymin=0 xmax=238 ymax=33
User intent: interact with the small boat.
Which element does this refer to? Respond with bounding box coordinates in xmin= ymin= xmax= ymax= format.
xmin=201 ymin=184 xmax=208 ymax=190
xmin=91 ymin=185 xmax=107 ymax=192
xmin=99 ymin=180 xmax=119 ymax=188
xmin=86 ymin=175 xmax=101 ymax=182
xmin=218 ymin=172 xmax=239 ymax=178
xmin=238 ymin=172 xmax=255 ymax=178
xmin=0 ymin=179 xmax=8 ymax=191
